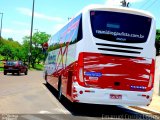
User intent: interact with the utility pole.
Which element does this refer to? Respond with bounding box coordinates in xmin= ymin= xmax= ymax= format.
xmin=121 ymin=0 xmax=130 ymax=7
xmin=0 ymin=13 xmax=3 ymax=39
xmin=28 ymin=0 xmax=35 ymax=68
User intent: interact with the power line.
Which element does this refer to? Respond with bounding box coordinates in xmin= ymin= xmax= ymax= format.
xmin=143 ymin=0 xmax=158 ymax=10
xmin=138 ymin=0 xmax=151 ymax=9
xmin=116 ymin=0 xmax=156 ymax=11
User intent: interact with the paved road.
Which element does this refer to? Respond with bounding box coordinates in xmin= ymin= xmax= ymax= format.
xmin=0 ymin=71 xmax=68 ymax=114
xmin=0 ymin=71 xmax=158 ymax=120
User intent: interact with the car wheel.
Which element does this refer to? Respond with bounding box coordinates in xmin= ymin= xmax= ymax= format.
xmin=58 ymin=77 xmax=62 ymax=101
xmin=17 ymin=71 xmax=20 ymax=75
xmin=4 ymin=71 xmax=7 ymax=75
xmin=25 ymin=70 xmax=28 ymax=75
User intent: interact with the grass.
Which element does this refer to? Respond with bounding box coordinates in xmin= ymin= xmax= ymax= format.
xmin=0 ymin=67 xmax=3 ymax=71
xmin=29 ymin=64 xmax=44 ymax=71
xmin=0 ymin=60 xmax=4 ymax=71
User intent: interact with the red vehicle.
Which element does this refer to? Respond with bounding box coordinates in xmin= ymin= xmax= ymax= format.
xmin=4 ymin=61 xmax=28 ymax=75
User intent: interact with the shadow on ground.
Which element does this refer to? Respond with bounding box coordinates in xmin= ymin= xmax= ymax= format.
xmin=44 ymin=83 xmax=157 ymax=120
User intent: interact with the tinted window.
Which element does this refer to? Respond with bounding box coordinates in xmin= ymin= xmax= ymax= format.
xmin=48 ymin=32 xmax=60 ymax=51
xmin=90 ymin=11 xmax=151 ymax=43
xmin=59 ymin=23 xmax=69 ymax=45
xmin=6 ymin=61 xmax=17 ymax=66
xmin=70 ymin=14 xmax=82 ymax=45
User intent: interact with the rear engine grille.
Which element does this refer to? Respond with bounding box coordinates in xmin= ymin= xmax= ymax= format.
xmin=96 ymin=43 xmax=143 ymax=54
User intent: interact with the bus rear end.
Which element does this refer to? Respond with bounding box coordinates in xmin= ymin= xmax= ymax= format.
xmin=72 ymin=7 xmax=156 ymax=106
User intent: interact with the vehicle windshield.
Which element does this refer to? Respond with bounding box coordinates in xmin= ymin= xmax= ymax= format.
xmin=90 ymin=11 xmax=151 ymax=43
xmin=6 ymin=61 xmax=18 ymax=66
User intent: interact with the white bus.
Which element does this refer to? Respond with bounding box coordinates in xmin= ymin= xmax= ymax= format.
xmin=44 ymin=5 xmax=156 ymax=106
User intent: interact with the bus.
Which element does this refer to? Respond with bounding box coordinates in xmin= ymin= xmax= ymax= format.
xmin=44 ymin=5 xmax=156 ymax=106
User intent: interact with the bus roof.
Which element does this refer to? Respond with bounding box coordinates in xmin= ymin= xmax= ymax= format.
xmin=59 ymin=4 xmax=155 ymax=32
xmin=82 ymin=4 xmax=155 ymax=19
xmin=48 ymin=4 xmax=155 ymax=44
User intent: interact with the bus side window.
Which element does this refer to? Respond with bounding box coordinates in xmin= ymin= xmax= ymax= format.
xmin=48 ymin=32 xmax=60 ymax=51
xmin=48 ymin=14 xmax=83 ymax=51
xmin=70 ymin=14 xmax=82 ymax=45
xmin=59 ymin=23 xmax=68 ymax=47
xmin=77 ymin=14 xmax=83 ymax=41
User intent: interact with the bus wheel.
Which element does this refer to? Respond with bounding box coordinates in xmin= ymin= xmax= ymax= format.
xmin=45 ymin=72 xmax=48 ymax=85
xmin=17 ymin=71 xmax=20 ymax=75
xmin=58 ymin=77 xmax=62 ymax=101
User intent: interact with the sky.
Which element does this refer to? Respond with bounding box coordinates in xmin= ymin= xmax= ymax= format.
xmin=0 ymin=0 xmax=159 ymax=43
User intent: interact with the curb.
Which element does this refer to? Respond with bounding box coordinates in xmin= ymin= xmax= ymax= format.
xmin=129 ymin=106 xmax=160 ymax=115
xmin=41 ymin=83 xmax=70 ymax=114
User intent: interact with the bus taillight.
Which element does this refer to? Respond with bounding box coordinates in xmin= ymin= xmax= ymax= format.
xmin=148 ymin=74 xmax=153 ymax=88
xmin=78 ymin=52 xmax=84 ymax=66
xmin=148 ymin=59 xmax=155 ymax=88
xmin=79 ymin=68 xmax=84 ymax=82
xmin=77 ymin=52 xmax=85 ymax=86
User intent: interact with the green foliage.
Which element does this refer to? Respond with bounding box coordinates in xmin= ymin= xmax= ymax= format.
xmin=156 ymin=29 xmax=160 ymax=41
xmin=8 ymin=38 xmax=14 ymax=41
xmin=0 ymin=67 xmax=3 ymax=71
xmin=0 ymin=55 xmax=4 ymax=60
xmin=32 ymin=32 xmax=51 ymax=46
xmin=23 ymin=32 xmax=50 ymax=68
xmin=28 ymin=64 xmax=44 ymax=71
xmin=0 ymin=38 xmax=22 ymax=60
xmin=34 ymin=64 xmax=44 ymax=70
xmin=0 ymin=60 xmax=4 ymax=67
xmin=0 ymin=31 xmax=50 ymax=69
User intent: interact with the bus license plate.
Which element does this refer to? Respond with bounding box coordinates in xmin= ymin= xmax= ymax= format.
xmin=110 ymin=94 xmax=122 ymax=99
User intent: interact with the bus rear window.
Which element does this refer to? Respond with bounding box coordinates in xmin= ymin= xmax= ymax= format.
xmin=90 ymin=11 xmax=151 ymax=43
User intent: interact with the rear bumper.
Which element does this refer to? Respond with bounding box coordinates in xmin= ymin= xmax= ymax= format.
xmin=73 ymin=83 xmax=153 ymax=106
xmin=4 ymin=69 xmax=19 ymax=73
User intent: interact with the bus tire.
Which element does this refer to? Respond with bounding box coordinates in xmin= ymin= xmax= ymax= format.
xmin=58 ymin=77 xmax=62 ymax=101
xmin=45 ymin=72 xmax=48 ymax=85
xmin=17 ymin=71 xmax=20 ymax=75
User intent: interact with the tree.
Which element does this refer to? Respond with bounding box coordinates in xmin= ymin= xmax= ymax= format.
xmin=0 ymin=38 xmax=22 ymax=60
xmin=8 ymin=38 xmax=13 ymax=41
xmin=0 ymin=45 xmax=12 ymax=60
xmin=156 ymin=29 xmax=160 ymax=41
xmin=32 ymin=32 xmax=50 ymax=45
xmin=23 ymin=31 xmax=50 ymax=68
xmin=156 ymin=29 xmax=160 ymax=55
